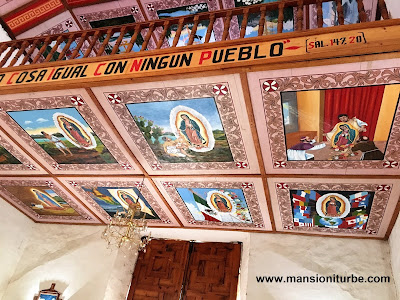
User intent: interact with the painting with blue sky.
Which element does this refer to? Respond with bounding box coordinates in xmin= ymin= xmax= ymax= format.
xmin=157 ymin=3 xmax=215 ymax=46
xmin=176 ymin=187 xmax=252 ymax=223
xmin=38 ymin=293 xmax=58 ymax=300
xmin=8 ymin=107 xmax=117 ymax=165
xmin=126 ymin=97 xmax=233 ymax=163
xmin=81 ymin=186 xmax=159 ymax=219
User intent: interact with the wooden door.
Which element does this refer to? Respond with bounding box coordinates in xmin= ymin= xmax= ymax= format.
xmin=182 ymin=242 xmax=241 ymax=300
xmin=127 ymin=239 xmax=190 ymax=300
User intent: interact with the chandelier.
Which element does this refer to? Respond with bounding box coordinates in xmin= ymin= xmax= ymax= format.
xmin=102 ymin=193 xmax=151 ymax=252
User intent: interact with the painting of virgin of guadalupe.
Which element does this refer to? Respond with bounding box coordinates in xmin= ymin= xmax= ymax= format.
xmin=282 ymin=85 xmax=399 ymax=161
xmin=8 ymin=107 xmax=117 ymax=165
xmin=126 ymin=97 xmax=233 ymax=163
xmin=3 ymin=185 xmax=80 ymax=216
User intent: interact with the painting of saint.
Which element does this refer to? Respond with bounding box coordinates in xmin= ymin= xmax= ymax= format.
xmin=8 ymin=107 xmax=117 ymax=165
xmin=176 ymin=187 xmax=252 ymax=223
xmin=157 ymin=3 xmax=214 ymax=46
xmin=3 ymin=185 xmax=80 ymax=216
xmin=126 ymin=97 xmax=233 ymax=163
xmin=0 ymin=145 xmax=21 ymax=164
xmin=289 ymin=189 xmax=374 ymax=229
xmin=282 ymin=85 xmax=399 ymax=161
xmin=81 ymin=186 xmax=159 ymax=219
xmin=38 ymin=294 xmax=58 ymax=300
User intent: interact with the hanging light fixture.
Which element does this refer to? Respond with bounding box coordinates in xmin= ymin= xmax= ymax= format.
xmin=101 ymin=181 xmax=151 ymax=252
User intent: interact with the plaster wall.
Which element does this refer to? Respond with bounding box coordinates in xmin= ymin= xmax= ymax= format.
xmin=0 ymin=200 xmax=34 ymax=300
xmin=389 ymin=216 xmax=400 ymax=298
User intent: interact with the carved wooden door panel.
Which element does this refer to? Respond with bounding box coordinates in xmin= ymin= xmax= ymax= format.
xmin=127 ymin=239 xmax=190 ymax=300
xmin=182 ymin=242 xmax=241 ymax=300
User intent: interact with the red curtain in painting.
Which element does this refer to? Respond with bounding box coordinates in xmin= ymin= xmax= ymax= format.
xmin=323 ymin=85 xmax=385 ymax=140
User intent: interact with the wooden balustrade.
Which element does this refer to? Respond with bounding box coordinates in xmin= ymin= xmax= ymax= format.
xmin=0 ymin=0 xmax=391 ymax=69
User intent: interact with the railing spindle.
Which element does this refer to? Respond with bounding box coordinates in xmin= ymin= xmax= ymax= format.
xmin=21 ymin=40 xmax=39 ymax=65
xmin=97 ymin=30 xmax=113 ymax=56
xmin=204 ymin=13 xmax=215 ymax=43
xmin=172 ymin=18 xmax=185 ymax=47
xmin=277 ymin=3 xmax=285 ymax=34
xmin=240 ymin=8 xmax=250 ymax=38
xmin=222 ymin=11 xmax=233 ymax=40
xmin=70 ymin=32 xmax=87 ymax=59
xmin=316 ymin=0 xmax=323 ymax=28
xmin=111 ymin=26 xmax=127 ymax=55
xmin=126 ymin=24 xmax=141 ymax=53
xmin=258 ymin=6 xmax=267 ymax=36
xmin=44 ymin=35 xmax=65 ymax=62
xmin=188 ymin=16 xmax=199 ymax=45
xmin=157 ymin=20 xmax=171 ymax=48
xmin=357 ymin=0 xmax=367 ymax=22
xmin=296 ymin=0 xmax=304 ymax=31
xmin=0 ymin=42 xmax=17 ymax=67
xmin=32 ymin=37 xmax=51 ymax=64
xmin=378 ymin=0 xmax=389 ymax=20
xmin=141 ymin=22 xmax=155 ymax=51
xmin=335 ymin=0 xmax=345 ymax=25
xmin=83 ymin=30 xmax=100 ymax=58
xmin=57 ymin=33 xmax=75 ymax=61
xmin=9 ymin=41 xmax=28 ymax=66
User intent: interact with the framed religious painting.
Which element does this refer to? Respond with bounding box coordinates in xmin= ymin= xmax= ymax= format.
xmin=34 ymin=283 xmax=61 ymax=300
xmin=248 ymin=59 xmax=400 ymax=175
xmin=60 ymin=177 xmax=180 ymax=226
xmin=140 ymin=0 xmax=223 ymax=48
xmin=154 ymin=177 xmax=271 ymax=230
xmin=73 ymin=0 xmax=156 ymax=53
xmin=268 ymin=177 xmax=400 ymax=238
xmin=0 ymin=129 xmax=46 ymax=174
xmin=0 ymin=89 xmax=140 ymax=174
xmin=92 ymin=74 xmax=259 ymax=175
xmin=0 ymin=177 xmax=99 ymax=224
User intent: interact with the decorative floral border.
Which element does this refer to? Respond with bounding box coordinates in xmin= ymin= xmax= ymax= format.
xmin=65 ymin=179 xmax=173 ymax=225
xmin=141 ymin=0 xmax=223 ymax=48
xmin=103 ymin=83 xmax=249 ymax=171
xmin=0 ymin=133 xmax=41 ymax=172
xmin=274 ymin=182 xmax=392 ymax=235
xmin=161 ymin=180 xmax=265 ymax=229
xmin=0 ymin=179 xmax=96 ymax=222
xmin=76 ymin=5 xmax=156 ymax=51
xmin=0 ymin=94 xmax=134 ymax=172
xmin=260 ymin=68 xmax=400 ymax=170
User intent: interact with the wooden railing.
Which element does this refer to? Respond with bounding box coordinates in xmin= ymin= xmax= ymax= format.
xmin=0 ymin=0 xmax=390 ymax=69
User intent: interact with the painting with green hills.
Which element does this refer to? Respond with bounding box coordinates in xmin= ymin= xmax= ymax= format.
xmin=126 ymin=97 xmax=234 ymax=163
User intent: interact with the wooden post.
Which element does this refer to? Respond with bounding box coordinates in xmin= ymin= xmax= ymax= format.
xmin=157 ymin=20 xmax=171 ymax=48
xmin=21 ymin=39 xmax=39 ymax=65
xmin=9 ymin=41 xmax=28 ymax=66
xmin=83 ymin=30 xmax=100 ymax=58
xmin=296 ymin=0 xmax=304 ymax=31
xmin=111 ymin=26 xmax=127 ymax=55
xmin=97 ymin=29 xmax=113 ymax=56
xmin=0 ymin=42 xmax=16 ymax=67
xmin=32 ymin=37 xmax=51 ymax=64
xmin=316 ymin=0 xmax=323 ymax=28
xmin=258 ymin=6 xmax=267 ymax=36
xmin=188 ymin=16 xmax=199 ymax=45
xmin=126 ymin=24 xmax=141 ymax=53
xmin=240 ymin=8 xmax=249 ymax=38
xmin=336 ymin=0 xmax=345 ymax=25
xmin=204 ymin=13 xmax=215 ymax=43
xmin=70 ymin=32 xmax=87 ymax=59
xmin=222 ymin=10 xmax=233 ymax=40
xmin=44 ymin=35 xmax=65 ymax=62
xmin=357 ymin=0 xmax=367 ymax=22
xmin=172 ymin=18 xmax=185 ymax=47
xmin=277 ymin=3 xmax=285 ymax=34
xmin=378 ymin=0 xmax=389 ymax=20
xmin=141 ymin=22 xmax=155 ymax=51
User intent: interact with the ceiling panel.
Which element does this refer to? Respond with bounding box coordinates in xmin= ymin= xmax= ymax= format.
xmin=154 ymin=176 xmax=271 ymax=230
xmin=267 ymin=177 xmax=400 ymax=238
xmin=60 ymin=176 xmax=180 ymax=226
xmin=0 ymin=89 xmax=142 ymax=174
xmin=91 ymin=74 xmax=260 ymax=175
xmin=0 ymin=177 xmax=100 ymax=224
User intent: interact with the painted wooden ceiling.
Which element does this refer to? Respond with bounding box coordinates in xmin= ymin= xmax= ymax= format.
xmin=0 ymin=0 xmax=398 ymax=239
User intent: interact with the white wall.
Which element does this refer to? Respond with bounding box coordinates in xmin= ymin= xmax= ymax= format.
xmin=384 ymin=0 xmax=400 ymax=18
xmin=390 ymin=216 xmax=400 ymax=298
xmin=0 ymin=200 xmax=34 ymax=300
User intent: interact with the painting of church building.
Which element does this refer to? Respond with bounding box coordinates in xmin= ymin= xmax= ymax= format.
xmin=176 ymin=187 xmax=252 ymax=223
xmin=8 ymin=107 xmax=117 ymax=165
xmin=289 ymin=189 xmax=374 ymax=229
xmin=126 ymin=97 xmax=233 ymax=164
xmin=157 ymin=3 xmax=214 ymax=46
xmin=3 ymin=185 xmax=80 ymax=216
xmin=81 ymin=186 xmax=159 ymax=219
xmin=282 ymin=84 xmax=399 ymax=161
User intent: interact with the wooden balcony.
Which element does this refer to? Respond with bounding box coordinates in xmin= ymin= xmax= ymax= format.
xmin=0 ymin=0 xmax=397 ymax=92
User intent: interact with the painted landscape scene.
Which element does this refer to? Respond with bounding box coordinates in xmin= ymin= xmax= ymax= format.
xmin=126 ymin=97 xmax=234 ymax=164
xmin=8 ymin=107 xmax=117 ymax=165
xmin=0 ymin=145 xmax=21 ymax=164
xmin=82 ymin=186 xmax=159 ymax=219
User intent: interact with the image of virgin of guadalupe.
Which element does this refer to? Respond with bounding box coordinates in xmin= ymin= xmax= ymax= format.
xmin=325 ymin=196 xmax=341 ymax=217
xmin=60 ymin=118 xmax=91 ymax=148
xmin=213 ymin=194 xmax=231 ymax=213
xmin=332 ymin=124 xmax=357 ymax=150
xmin=118 ymin=191 xmax=138 ymax=206
xmin=32 ymin=189 xmax=63 ymax=209
xmin=179 ymin=114 xmax=207 ymax=149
